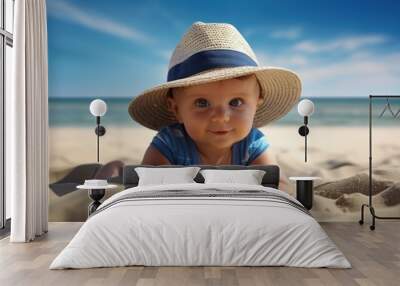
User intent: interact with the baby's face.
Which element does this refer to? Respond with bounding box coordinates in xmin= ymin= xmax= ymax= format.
xmin=167 ymin=75 xmax=263 ymax=149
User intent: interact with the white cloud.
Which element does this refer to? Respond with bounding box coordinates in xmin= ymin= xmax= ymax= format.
xmin=242 ymin=26 xmax=302 ymax=40
xmin=47 ymin=0 xmax=154 ymax=45
xmin=149 ymin=1 xmax=187 ymax=33
xmin=155 ymin=49 xmax=173 ymax=61
xmin=255 ymin=50 xmax=309 ymax=67
xmin=270 ymin=27 xmax=302 ymax=39
xmin=298 ymin=52 xmax=400 ymax=97
xmin=294 ymin=35 xmax=387 ymax=53
xmin=255 ymin=41 xmax=400 ymax=98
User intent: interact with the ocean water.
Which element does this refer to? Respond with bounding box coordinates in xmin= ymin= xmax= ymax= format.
xmin=49 ymin=97 xmax=400 ymax=127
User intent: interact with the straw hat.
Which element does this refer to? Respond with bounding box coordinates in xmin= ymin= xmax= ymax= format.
xmin=128 ymin=21 xmax=302 ymax=131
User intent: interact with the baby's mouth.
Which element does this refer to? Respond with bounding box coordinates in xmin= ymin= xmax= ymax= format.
xmin=208 ymin=129 xmax=233 ymax=135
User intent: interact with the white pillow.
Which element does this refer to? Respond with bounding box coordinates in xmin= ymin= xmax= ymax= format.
xmin=200 ymin=169 xmax=266 ymax=185
xmin=135 ymin=167 xmax=201 ymax=186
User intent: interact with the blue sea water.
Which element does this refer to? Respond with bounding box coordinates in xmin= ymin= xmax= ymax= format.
xmin=49 ymin=97 xmax=400 ymax=127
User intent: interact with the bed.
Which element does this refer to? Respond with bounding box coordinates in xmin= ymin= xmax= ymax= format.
xmin=49 ymin=164 xmax=351 ymax=269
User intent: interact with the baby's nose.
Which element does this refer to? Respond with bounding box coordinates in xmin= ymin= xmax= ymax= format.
xmin=211 ymin=106 xmax=230 ymax=122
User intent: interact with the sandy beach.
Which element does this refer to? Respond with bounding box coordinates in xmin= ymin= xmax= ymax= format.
xmin=49 ymin=126 xmax=400 ymax=222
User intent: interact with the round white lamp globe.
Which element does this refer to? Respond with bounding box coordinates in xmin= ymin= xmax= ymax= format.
xmin=90 ymin=99 xmax=107 ymax=117
xmin=297 ymin=99 xmax=315 ymax=116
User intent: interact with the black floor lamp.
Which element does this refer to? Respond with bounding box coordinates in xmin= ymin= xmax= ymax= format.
xmin=89 ymin=99 xmax=107 ymax=163
xmin=297 ymin=99 xmax=315 ymax=162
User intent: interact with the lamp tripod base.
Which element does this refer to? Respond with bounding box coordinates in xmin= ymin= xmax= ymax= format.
xmin=359 ymin=203 xmax=400 ymax=231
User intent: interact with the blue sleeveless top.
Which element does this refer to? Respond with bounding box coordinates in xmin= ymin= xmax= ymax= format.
xmin=150 ymin=123 xmax=269 ymax=165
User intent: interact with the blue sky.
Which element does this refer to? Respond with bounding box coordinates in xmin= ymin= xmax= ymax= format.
xmin=47 ymin=0 xmax=400 ymax=98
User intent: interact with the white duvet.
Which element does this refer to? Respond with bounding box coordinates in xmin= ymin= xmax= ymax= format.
xmin=50 ymin=183 xmax=351 ymax=269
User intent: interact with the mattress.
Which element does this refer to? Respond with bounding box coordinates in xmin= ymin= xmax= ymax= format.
xmin=50 ymin=183 xmax=351 ymax=269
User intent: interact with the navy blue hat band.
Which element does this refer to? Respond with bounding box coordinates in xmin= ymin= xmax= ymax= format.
xmin=167 ymin=49 xmax=258 ymax=82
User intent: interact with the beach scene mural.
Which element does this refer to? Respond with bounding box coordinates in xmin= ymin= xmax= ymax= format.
xmin=47 ymin=0 xmax=400 ymax=222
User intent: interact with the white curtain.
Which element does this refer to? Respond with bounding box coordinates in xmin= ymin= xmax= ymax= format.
xmin=8 ymin=0 xmax=49 ymax=242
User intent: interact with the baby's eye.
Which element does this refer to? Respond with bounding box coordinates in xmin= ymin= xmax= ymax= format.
xmin=194 ymin=98 xmax=210 ymax=108
xmin=230 ymin=98 xmax=243 ymax=107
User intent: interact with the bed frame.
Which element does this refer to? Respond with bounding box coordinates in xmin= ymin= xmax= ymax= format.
xmin=122 ymin=165 xmax=280 ymax=189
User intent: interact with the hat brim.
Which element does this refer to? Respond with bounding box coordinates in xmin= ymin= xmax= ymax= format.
xmin=128 ymin=66 xmax=301 ymax=131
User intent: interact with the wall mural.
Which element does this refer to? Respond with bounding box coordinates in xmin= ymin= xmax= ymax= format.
xmin=47 ymin=0 xmax=400 ymax=222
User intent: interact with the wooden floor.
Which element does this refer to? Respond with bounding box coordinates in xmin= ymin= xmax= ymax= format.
xmin=0 ymin=222 xmax=399 ymax=286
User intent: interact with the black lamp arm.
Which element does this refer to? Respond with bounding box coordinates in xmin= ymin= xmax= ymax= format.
xmin=95 ymin=116 xmax=106 ymax=137
xmin=94 ymin=116 xmax=106 ymax=163
xmin=298 ymin=116 xmax=309 ymax=162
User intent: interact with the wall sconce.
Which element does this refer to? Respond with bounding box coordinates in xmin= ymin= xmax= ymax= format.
xmin=89 ymin=99 xmax=107 ymax=162
xmin=297 ymin=99 xmax=315 ymax=162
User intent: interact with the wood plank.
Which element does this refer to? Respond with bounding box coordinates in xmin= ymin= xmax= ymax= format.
xmin=0 ymin=222 xmax=399 ymax=286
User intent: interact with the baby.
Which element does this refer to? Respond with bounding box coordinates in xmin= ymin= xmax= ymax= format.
xmin=128 ymin=22 xmax=301 ymax=190
xmin=144 ymin=74 xmax=267 ymax=166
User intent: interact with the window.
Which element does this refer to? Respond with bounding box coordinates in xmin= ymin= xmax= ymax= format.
xmin=1 ymin=0 xmax=14 ymax=233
